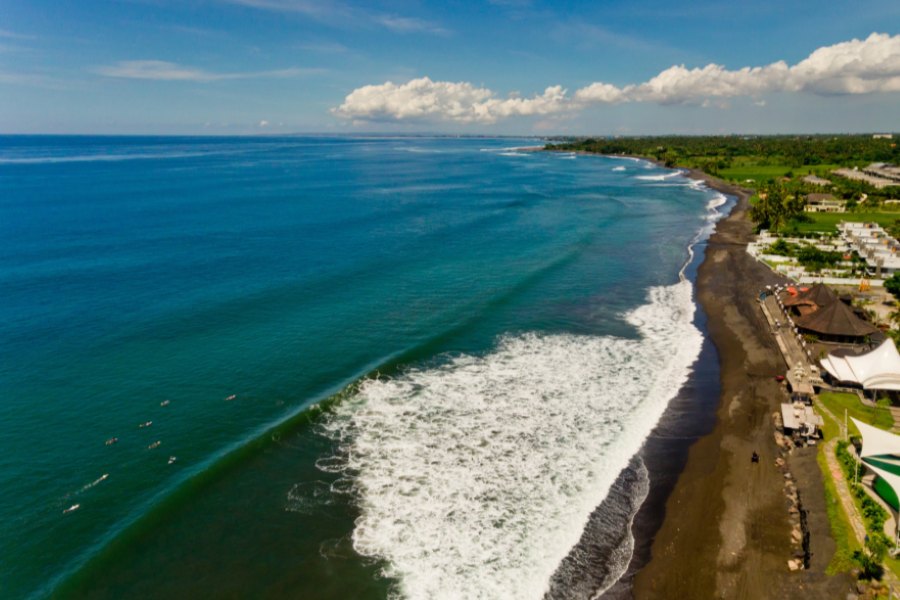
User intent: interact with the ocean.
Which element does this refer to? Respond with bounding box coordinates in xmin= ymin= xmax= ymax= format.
xmin=0 ymin=136 xmax=726 ymax=599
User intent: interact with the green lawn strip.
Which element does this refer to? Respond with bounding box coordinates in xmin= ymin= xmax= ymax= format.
xmin=817 ymin=409 xmax=861 ymax=574
xmin=785 ymin=210 xmax=900 ymax=234
xmin=818 ymin=391 xmax=895 ymax=434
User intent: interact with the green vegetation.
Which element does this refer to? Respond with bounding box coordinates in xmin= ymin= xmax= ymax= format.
xmin=837 ymin=440 xmax=892 ymax=580
xmin=765 ymin=237 xmax=846 ymax=271
xmin=816 ymin=408 xmax=860 ymax=574
xmin=747 ymin=182 xmax=807 ymax=232
xmin=546 ymin=135 xmax=900 ymax=235
xmin=885 ymin=273 xmax=900 ymax=303
xmin=818 ymin=392 xmax=895 ymax=434
xmin=782 ymin=211 xmax=900 ymax=235
xmin=546 ymin=135 xmax=899 ymax=174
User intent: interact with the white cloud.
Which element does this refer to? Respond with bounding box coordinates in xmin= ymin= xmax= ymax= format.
xmin=93 ymin=60 xmax=316 ymax=81
xmin=576 ymin=32 xmax=899 ymax=105
xmin=334 ymin=32 xmax=900 ymax=124
xmin=258 ymin=120 xmax=269 ymax=127
xmin=375 ymin=15 xmax=449 ymax=35
xmin=223 ymin=0 xmax=449 ymax=35
xmin=332 ymin=77 xmax=568 ymax=123
xmin=789 ymin=33 xmax=900 ymax=94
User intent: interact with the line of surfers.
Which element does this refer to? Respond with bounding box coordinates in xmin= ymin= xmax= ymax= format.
xmin=65 ymin=393 xmax=239 ymax=515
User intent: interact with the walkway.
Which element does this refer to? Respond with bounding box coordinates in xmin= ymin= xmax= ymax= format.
xmin=759 ymin=289 xmax=900 ymax=588
xmin=890 ymin=406 xmax=900 ymax=435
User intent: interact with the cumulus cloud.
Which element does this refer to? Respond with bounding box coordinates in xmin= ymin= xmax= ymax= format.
xmin=94 ymin=60 xmax=315 ymax=81
xmin=332 ymin=77 xmax=568 ymax=123
xmin=334 ymin=32 xmax=900 ymax=123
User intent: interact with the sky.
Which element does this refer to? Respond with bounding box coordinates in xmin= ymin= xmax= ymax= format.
xmin=1 ymin=0 xmax=899 ymax=135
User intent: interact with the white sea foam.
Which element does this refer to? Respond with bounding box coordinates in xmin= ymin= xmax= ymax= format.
xmin=611 ymin=166 xmax=626 ymax=172
xmin=321 ymin=279 xmax=703 ymax=600
xmin=634 ymin=171 xmax=683 ymax=182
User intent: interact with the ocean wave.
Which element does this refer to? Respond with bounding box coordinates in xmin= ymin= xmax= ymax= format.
xmin=634 ymin=171 xmax=683 ymax=182
xmin=0 ymin=151 xmax=227 ymax=165
xmin=611 ymin=166 xmax=626 ymax=172
xmin=319 ymin=278 xmax=702 ymax=600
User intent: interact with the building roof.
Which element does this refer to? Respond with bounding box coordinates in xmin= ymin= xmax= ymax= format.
xmin=794 ymin=298 xmax=879 ymax=338
xmin=806 ymin=193 xmax=839 ymax=203
xmin=821 ymin=339 xmax=900 ymax=390
xmin=783 ymin=283 xmax=836 ymax=308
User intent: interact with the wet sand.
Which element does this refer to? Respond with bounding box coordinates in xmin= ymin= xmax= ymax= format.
xmin=629 ymin=172 xmax=853 ymax=598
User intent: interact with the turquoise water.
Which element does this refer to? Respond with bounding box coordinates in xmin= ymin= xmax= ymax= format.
xmin=0 ymin=136 xmax=721 ymax=598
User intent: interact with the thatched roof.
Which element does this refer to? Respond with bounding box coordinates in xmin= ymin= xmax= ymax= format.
xmin=795 ymin=299 xmax=879 ymax=338
xmin=783 ymin=283 xmax=837 ymax=308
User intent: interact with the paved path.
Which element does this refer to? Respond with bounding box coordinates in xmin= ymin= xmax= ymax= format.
xmin=759 ymin=290 xmax=900 ymax=588
xmin=890 ymin=406 xmax=900 ymax=434
xmin=809 ymin=385 xmax=900 ymax=588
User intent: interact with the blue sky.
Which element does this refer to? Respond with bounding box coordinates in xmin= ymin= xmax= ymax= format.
xmin=1 ymin=0 xmax=898 ymax=134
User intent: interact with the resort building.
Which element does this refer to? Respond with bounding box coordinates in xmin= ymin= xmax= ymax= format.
xmin=780 ymin=283 xmax=878 ymax=344
xmin=802 ymin=174 xmax=833 ymax=187
xmin=804 ymin=193 xmax=846 ymax=213
xmin=834 ymin=164 xmax=900 ymax=189
xmin=821 ymin=339 xmax=900 ymax=392
xmin=839 ymin=222 xmax=900 ymax=277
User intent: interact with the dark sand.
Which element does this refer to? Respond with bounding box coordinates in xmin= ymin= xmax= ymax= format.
xmin=629 ymin=171 xmax=853 ymax=598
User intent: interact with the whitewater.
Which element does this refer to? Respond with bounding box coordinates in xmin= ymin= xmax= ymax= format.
xmin=322 ymin=276 xmax=703 ymax=599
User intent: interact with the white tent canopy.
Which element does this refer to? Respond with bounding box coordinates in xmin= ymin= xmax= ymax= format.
xmin=852 ymin=418 xmax=900 ymax=514
xmin=821 ymin=339 xmax=900 ymax=391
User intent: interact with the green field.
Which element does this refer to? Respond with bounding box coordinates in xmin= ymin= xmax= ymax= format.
xmin=818 ymin=391 xmax=895 ymax=434
xmin=785 ymin=210 xmax=900 ymax=234
xmin=718 ymin=162 xmax=842 ymax=187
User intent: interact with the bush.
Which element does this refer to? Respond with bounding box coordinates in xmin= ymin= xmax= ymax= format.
xmin=853 ymin=549 xmax=885 ymax=580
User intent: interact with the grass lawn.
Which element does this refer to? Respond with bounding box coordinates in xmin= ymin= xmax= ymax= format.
xmin=817 ymin=439 xmax=860 ymax=574
xmin=718 ymin=162 xmax=843 ymax=187
xmin=817 ymin=405 xmax=899 ymax=578
xmin=818 ymin=391 xmax=895 ymax=434
xmin=785 ymin=210 xmax=900 ymax=234
xmin=719 ymin=164 xmax=794 ymax=186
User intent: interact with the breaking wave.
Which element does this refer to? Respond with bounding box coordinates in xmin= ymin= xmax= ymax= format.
xmin=634 ymin=171 xmax=683 ymax=182
xmin=320 ymin=276 xmax=703 ymax=599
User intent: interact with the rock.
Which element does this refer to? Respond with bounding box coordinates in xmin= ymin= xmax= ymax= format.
xmin=775 ymin=457 xmax=786 ymax=468
xmin=788 ymin=558 xmax=802 ymax=571
xmin=792 ymin=528 xmax=803 ymax=544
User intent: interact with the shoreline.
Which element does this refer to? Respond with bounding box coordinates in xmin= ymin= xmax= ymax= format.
xmin=615 ymin=160 xmax=852 ymax=597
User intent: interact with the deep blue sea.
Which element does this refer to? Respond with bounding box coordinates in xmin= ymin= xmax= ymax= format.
xmin=0 ymin=136 xmax=725 ymax=599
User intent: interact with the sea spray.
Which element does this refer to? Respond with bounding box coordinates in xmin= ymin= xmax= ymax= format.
xmin=320 ymin=279 xmax=703 ymax=600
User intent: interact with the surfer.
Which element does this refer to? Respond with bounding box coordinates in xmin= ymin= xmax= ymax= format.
xmin=148 ymin=441 xmax=161 ymax=450
xmin=160 ymin=399 xmax=170 ymax=407
xmin=105 ymin=437 xmax=118 ymax=446
xmin=168 ymin=456 xmax=177 ymax=465
xmin=63 ymin=504 xmax=80 ymax=514
xmin=225 ymin=394 xmax=237 ymax=401
xmin=139 ymin=421 xmax=152 ymax=428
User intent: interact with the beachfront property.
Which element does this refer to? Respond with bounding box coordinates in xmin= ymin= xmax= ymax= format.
xmin=840 ymin=222 xmax=900 ymax=277
xmin=748 ymin=231 xmax=867 ymax=284
xmin=834 ymin=163 xmax=900 ymax=190
xmin=822 ymin=339 xmax=900 ymax=392
xmin=777 ymin=283 xmax=879 ymax=345
xmin=804 ymin=193 xmax=846 ymax=213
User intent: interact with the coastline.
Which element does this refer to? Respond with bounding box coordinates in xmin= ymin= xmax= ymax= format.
xmin=621 ymin=164 xmax=852 ymax=597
